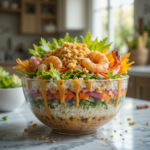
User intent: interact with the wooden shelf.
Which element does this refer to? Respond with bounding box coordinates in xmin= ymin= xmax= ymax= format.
xmin=41 ymin=15 xmax=56 ymax=19
xmin=41 ymin=1 xmax=56 ymax=5
xmin=0 ymin=8 xmax=21 ymax=13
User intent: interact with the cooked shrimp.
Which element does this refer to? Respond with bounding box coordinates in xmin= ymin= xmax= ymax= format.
xmin=30 ymin=56 xmax=40 ymax=70
xmin=82 ymin=51 xmax=109 ymax=73
xmin=38 ymin=64 xmax=48 ymax=72
xmin=108 ymin=50 xmax=121 ymax=75
xmin=44 ymin=56 xmax=62 ymax=71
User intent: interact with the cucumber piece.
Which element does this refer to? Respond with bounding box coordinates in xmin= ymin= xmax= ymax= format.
xmin=93 ymin=99 xmax=102 ymax=106
xmin=68 ymin=99 xmax=76 ymax=107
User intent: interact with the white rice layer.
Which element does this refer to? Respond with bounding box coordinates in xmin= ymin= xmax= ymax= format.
xmin=26 ymin=78 xmax=128 ymax=93
xmin=31 ymin=103 xmax=122 ymax=119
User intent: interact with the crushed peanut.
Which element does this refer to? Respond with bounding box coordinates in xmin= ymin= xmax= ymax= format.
xmin=140 ymin=138 xmax=142 ymax=140
xmin=51 ymin=90 xmax=57 ymax=94
xmin=96 ymin=86 xmax=100 ymax=90
xmin=146 ymin=122 xmax=149 ymax=125
xmin=120 ymin=134 xmax=122 ymax=136
xmin=106 ymin=138 xmax=108 ymax=140
xmin=29 ymin=130 xmax=33 ymax=133
xmin=37 ymin=132 xmax=40 ymax=135
xmin=41 ymin=135 xmax=45 ymax=140
xmin=44 ymin=42 xmax=90 ymax=68
xmin=125 ymin=130 xmax=127 ymax=132
xmin=32 ymin=123 xmax=37 ymax=127
xmin=24 ymin=129 xmax=28 ymax=132
xmin=82 ymin=74 xmax=86 ymax=78
xmin=37 ymin=138 xmax=39 ymax=140
xmin=114 ymin=118 xmax=116 ymax=120
xmin=120 ymin=122 xmax=122 ymax=124
xmin=30 ymin=121 xmax=33 ymax=123
xmin=129 ymin=121 xmax=136 ymax=125
xmin=127 ymin=118 xmax=131 ymax=121
xmin=45 ymin=137 xmax=49 ymax=140
xmin=102 ymin=128 xmax=104 ymax=129
xmin=122 ymin=138 xmax=125 ymax=140
xmin=58 ymin=139 xmax=60 ymax=140
xmin=114 ymin=130 xmax=117 ymax=132
xmin=107 ymin=129 xmax=109 ymax=131
xmin=102 ymin=137 xmax=104 ymax=140
xmin=110 ymin=135 xmax=113 ymax=138
xmin=52 ymin=141 xmax=56 ymax=143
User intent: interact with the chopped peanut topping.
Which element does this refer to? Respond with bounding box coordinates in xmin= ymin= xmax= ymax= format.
xmin=125 ymin=130 xmax=127 ymax=132
xmin=122 ymin=138 xmax=125 ymax=140
xmin=37 ymin=138 xmax=39 ymax=140
xmin=127 ymin=118 xmax=131 ymax=121
xmin=107 ymin=129 xmax=109 ymax=131
xmin=41 ymin=135 xmax=45 ymax=140
xmin=129 ymin=121 xmax=136 ymax=125
xmin=58 ymin=139 xmax=60 ymax=140
xmin=52 ymin=141 xmax=56 ymax=143
xmin=29 ymin=130 xmax=33 ymax=133
xmin=140 ymin=139 xmax=142 ymax=140
xmin=37 ymin=132 xmax=40 ymax=135
xmin=114 ymin=130 xmax=117 ymax=132
xmin=114 ymin=118 xmax=116 ymax=120
xmin=102 ymin=137 xmax=104 ymax=139
xmin=32 ymin=124 xmax=37 ymax=127
xmin=106 ymin=138 xmax=108 ymax=140
xmin=146 ymin=122 xmax=149 ymax=125
xmin=110 ymin=135 xmax=113 ymax=138
xmin=24 ymin=129 xmax=28 ymax=132
xmin=120 ymin=134 xmax=122 ymax=136
xmin=30 ymin=121 xmax=33 ymax=123
xmin=45 ymin=137 xmax=49 ymax=140
xmin=51 ymin=90 xmax=57 ymax=94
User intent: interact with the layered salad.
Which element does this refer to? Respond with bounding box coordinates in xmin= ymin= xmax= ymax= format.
xmin=14 ymin=31 xmax=134 ymax=134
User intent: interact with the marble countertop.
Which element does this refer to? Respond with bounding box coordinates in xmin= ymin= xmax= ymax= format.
xmin=128 ymin=66 xmax=150 ymax=77
xmin=0 ymin=98 xmax=150 ymax=150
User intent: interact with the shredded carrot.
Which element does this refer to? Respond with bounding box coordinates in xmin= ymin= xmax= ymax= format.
xmin=101 ymin=91 xmax=110 ymax=101
xmin=13 ymin=58 xmax=34 ymax=72
xmin=67 ymin=91 xmax=75 ymax=99
xmin=109 ymin=101 xmax=112 ymax=104
xmin=79 ymin=93 xmax=89 ymax=99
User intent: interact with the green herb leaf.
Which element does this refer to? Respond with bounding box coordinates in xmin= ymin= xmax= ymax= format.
xmin=17 ymin=70 xmax=36 ymax=78
xmin=42 ymin=63 xmax=61 ymax=80
xmin=2 ymin=116 xmax=8 ymax=121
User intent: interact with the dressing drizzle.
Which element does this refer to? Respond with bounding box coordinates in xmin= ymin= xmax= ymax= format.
xmin=88 ymin=79 xmax=93 ymax=92
xmin=57 ymin=80 xmax=65 ymax=103
xmin=115 ymin=79 xmax=123 ymax=107
xmin=72 ymin=78 xmax=83 ymax=107
xmin=39 ymin=80 xmax=52 ymax=119
xmin=27 ymin=80 xmax=31 ymax=90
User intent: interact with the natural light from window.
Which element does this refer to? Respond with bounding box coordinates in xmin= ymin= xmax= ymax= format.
xmin=92 ymin=0 xmax=134 ymax=54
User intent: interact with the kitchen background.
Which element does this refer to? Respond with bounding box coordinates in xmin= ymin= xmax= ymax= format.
xmin=0 ymin=0 xmax=150 ymax=100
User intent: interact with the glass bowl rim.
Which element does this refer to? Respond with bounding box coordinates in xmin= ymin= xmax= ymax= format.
xmin=22 ymin=75 xmax=129 ymax=82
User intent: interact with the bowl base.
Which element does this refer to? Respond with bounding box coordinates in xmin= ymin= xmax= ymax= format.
xmin=53 ymin=129 xmax=97 ymax=135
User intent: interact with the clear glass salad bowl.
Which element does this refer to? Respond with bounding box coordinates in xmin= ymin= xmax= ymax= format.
xmin=22 ymin=77 xmax=129 ymax=135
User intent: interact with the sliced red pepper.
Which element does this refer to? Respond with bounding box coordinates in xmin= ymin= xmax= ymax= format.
xmin=95 ymin=73 xmax=106 ymax=79
xmin=59 ymin=67 xmax=70 ymax=73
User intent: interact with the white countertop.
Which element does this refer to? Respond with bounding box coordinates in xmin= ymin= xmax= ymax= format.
xmin=0 ymin=98 xmax=150 ymax=150
xmin=128 ymin=66 xmax=150 ymax=77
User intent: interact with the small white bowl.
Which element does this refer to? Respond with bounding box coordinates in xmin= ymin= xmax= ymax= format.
xmin=0 ymin=87 xmax=25 ymax=112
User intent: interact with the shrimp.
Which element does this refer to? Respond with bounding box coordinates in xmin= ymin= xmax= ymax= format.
xmin=82 ymin=51 xmax=109 ymax=73
xmin=108 ymin=50 xmax=121 ymax=75
xmin=30 ymin=56 xmax=40 ymax=70
xmin=38 ymin=64 xmax=48 ymax=72
xmin=44 ymin=56 xmax=62 ymax=71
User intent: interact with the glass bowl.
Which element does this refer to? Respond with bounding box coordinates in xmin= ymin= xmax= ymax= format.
xmin=22 ymin=77 xmax=129 ymax=135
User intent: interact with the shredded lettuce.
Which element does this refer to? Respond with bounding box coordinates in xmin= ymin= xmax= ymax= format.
xmin=29 ymin=31 xmax=112 ymax=58
xmin=81 ymin=30 xmax=112 ymax=53
xmin=0 ymin=67 xmax=21 ymax=88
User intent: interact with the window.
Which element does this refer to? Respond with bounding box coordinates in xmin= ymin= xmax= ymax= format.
xmin=92 ymin=0 xmax=134 ymax=54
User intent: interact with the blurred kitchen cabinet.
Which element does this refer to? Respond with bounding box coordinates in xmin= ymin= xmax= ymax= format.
xmin=20 ymin=0 xmax=58 ymax=34
xmin=126 ymin=76 xmax=135 ymax=98
xmin=20 ymin=0 xmax=40 ymax=34
xmin=126 ymin=76 xmax=150 ymax=100
xmin=57 ymin=0 xmax=86 ymax=31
